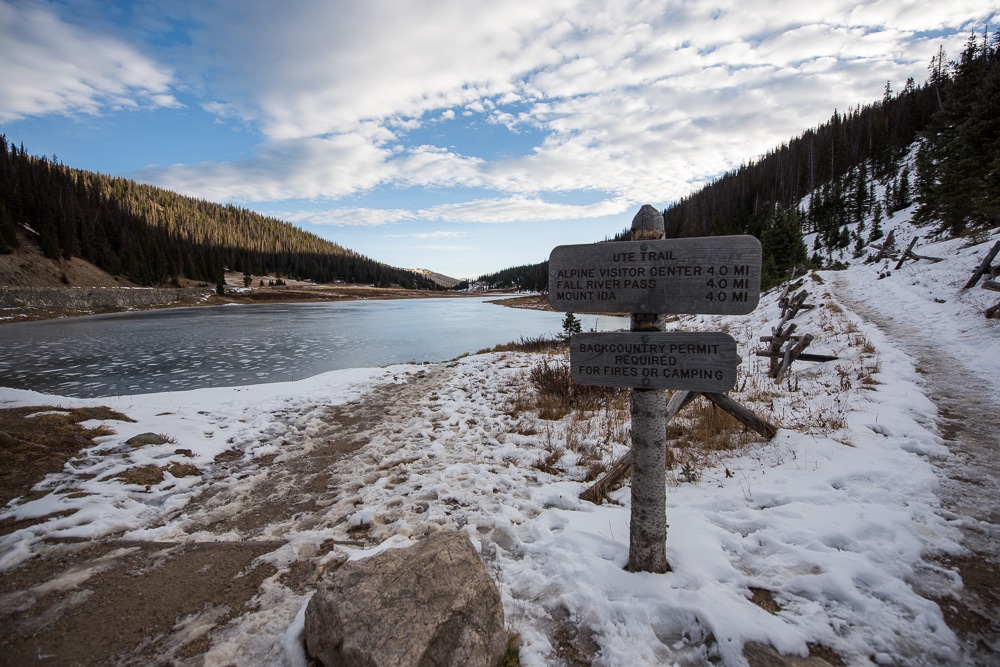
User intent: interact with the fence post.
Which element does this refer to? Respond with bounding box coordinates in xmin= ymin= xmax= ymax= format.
xmin=627 ymin=205 xmax=669 ymax=573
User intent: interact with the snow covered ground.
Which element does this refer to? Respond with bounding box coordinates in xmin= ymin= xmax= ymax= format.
xmin=1 ymin=210 xmax=999 ymax=665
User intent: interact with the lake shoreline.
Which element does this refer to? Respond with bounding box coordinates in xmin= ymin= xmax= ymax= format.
xmin=0 ymin=284 xmax=541 ymax=325
xmin=0 ymin=293 xmax=585 ymax=398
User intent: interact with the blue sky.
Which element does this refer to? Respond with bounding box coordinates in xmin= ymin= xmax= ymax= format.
xmin=1 ymin=1 xmax=996 ymax=280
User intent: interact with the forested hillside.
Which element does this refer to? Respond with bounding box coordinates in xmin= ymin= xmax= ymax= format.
xmin=463 ymin=261 xmax=550 ymax=292
xmin=471 ymin=31 xmax=998 ymax=292
xmin=0 ymin=138 xmax=442 ymax=290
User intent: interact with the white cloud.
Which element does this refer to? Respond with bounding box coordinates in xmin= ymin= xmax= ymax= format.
xmin=240 ymin=0 xmax=985 ymax=271
xmin=384 ymin=231 xmax=469 ymax=239
xmin=177 ymin=0 xmax=570 ymax=140
xmin=16 ymin=0 xmax=996 ymax=219
xmin=142 ymin=134 xmax=396 ymax=201
xmin=283 ymin=207 xmax=415 ymax=227
xmin=285 ymin=194 xmax=631 ymax=227
xmin=0 ymin=0 xmax=178 ymax=122
xmin=419 ymin=195 xmax=630 ymax=223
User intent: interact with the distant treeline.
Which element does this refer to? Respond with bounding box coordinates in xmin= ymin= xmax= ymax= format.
xmin=464 ymin=260 xmax=550 ymax=292
xmin=0 ymin=137 xmax=442 ymax=290
xmin=471 ymin=30 xmax=999 ymax=292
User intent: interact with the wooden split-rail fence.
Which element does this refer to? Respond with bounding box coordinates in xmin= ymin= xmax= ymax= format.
xmin=755 ymin=281 xmax=837 ymax=380
xmin=893 ymin=236 xmax=943 ymax=270
xmin=868 ymin=229 xmax=897 ymax=264
xmin=776 ymin=280 xmax=815 ymax=327
xmin=756 ymin=322 xmax=838 ymax=381
xmin=963 ymin=240 xmax=1000 ymax=318
xmin=868 ymin=229 xmax=943 ymax=269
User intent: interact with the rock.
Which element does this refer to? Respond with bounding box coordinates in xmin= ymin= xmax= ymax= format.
xmin=125 ymin=432 xmax=170 ymax=447
xmin=744 ymin=642 xmax=836 ymax=667
xmin=305 ymin=531 xmax=507 ymax=667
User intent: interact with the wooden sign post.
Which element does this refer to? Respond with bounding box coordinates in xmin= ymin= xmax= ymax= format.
xmin=547 ymin=205 xmax=762 ymax=573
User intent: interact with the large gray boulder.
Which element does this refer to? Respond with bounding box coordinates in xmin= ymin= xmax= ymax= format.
xmin=304 ymin=531 xmax=507 ymax=667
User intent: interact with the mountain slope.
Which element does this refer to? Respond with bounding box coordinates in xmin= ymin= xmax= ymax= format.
xmin=0 ymin=227 xmax=136 ymax=288
xmin=0 ymin=136 xmax=441 ymax=291
xmin=407 ymin=268 xmax=462 ymax=288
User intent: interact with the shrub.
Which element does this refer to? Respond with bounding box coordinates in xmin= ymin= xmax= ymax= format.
xmin=527 ymin=359 xmax=624 ymax=419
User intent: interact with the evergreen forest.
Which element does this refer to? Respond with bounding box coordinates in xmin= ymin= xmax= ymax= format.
xmin=469 ymin=31 xmax=999 ymax=292
xmin=0 ymin=138 xmax=443 ymax=290
xmin=465 ymin=261 xmax=550 ymax=293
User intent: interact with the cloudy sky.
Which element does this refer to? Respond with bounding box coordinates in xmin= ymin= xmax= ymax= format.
xmin=1 ymin=1 xmax=995 ymax=280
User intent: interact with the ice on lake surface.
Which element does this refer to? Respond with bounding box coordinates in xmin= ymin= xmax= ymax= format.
xmin=0 ymin=297 xmax=625 ymax=398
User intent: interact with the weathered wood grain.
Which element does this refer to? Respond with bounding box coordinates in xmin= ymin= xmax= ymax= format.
xmin=702 ymin=392 xmax=778 ymax=439
xmin=963 ymin=240 xmax=1000 ymax=289
xmin=549 ymin=235 xmax=762 ymax=315
xmin=570 ymin=331 xmax=739 ymax=392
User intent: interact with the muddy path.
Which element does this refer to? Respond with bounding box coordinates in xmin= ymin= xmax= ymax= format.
xmin=0 ymin=364 xmax=457 ymax=666
xmin=833 ymin=278 xmax=1000 ymax=664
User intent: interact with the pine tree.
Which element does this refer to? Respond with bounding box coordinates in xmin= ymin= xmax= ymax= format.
xmin=760 ymin=206 xmax=808 ymax=288
xmin=852 ymin=233 xmax=866 ymax=258
xmin=915 ymin=31 xmax=1000 ymax=233
xmin=0 ymin=200 xmax=17 ymax=253
xmin=559 ymin=313 xmax=583 ymax=341
xmin=868 ymin=213 xmax=883 ymax=242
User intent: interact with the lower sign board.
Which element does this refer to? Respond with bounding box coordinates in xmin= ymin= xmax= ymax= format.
xmin=549 ymin=235 xmax=762 ymax=315
xmin=571 ymin=331 xmax=739 ymax=392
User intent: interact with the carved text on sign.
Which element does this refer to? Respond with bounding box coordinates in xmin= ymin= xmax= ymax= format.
xmin=570 ymin=332 xmax=739 ymax=391
xmin=549 ymin=236 xmax=762 ymax=315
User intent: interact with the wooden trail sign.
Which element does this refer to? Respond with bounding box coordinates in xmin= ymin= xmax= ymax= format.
xmin=549 ymin=235 xmax=762 ymax=315
xmin=571 ymin=332 xmax=738 ymax=392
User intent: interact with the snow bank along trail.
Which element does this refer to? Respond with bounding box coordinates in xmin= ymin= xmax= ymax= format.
xmin=834 ymin=263 xmax=1000 ymax=664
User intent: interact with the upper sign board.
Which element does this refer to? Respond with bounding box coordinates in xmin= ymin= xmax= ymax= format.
xmin=549 ymin=235 xmax=762 ymax=315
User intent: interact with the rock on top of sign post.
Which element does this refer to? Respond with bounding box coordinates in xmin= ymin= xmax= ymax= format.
xmin=631 ymin=205 xmax=664 ymax=240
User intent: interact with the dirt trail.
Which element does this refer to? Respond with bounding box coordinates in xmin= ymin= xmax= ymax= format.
xmin=0 ymin=364 xmax=456 ymax=666
xmin=833 ymin=278 xmax=1000 ymax=664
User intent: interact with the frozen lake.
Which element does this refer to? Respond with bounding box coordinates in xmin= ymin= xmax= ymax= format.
xmin=0 ymin=297 xmax=625 ymax=398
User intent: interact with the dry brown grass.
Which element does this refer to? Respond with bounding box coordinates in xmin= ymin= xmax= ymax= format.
xmin=511 ymin=358 xmax=628 ymax=422
xmin=852 ymin=334 xmax=877 ymax=355
xmin=533 ymin=446 xmax=566 ymax=475
xmin=0 ymin=405 xmax=134 ymax=505
xmin=165 ymin=462 xmax=201 ymax=478
xmin=663 ymin=395 xmax=769 ymax=482
xmin=501 ymin=632 xmax=522 ymax=667
xmin=509 ymin=353 xmax=784 ymax=490
xmin=667 ymin=397 xmax=761 ymax=453
xmin=749 ymin=587 xmax=781 ymax=614
xmin=505 ymin=356 xmax=631 ymax=480
xmin=114 ymin=461 xmax=201 ymax=488
xmin=115 ymin=464 xmax=165 ymax=487
xmin=479 ymin=335 xmax=565 ymax=355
